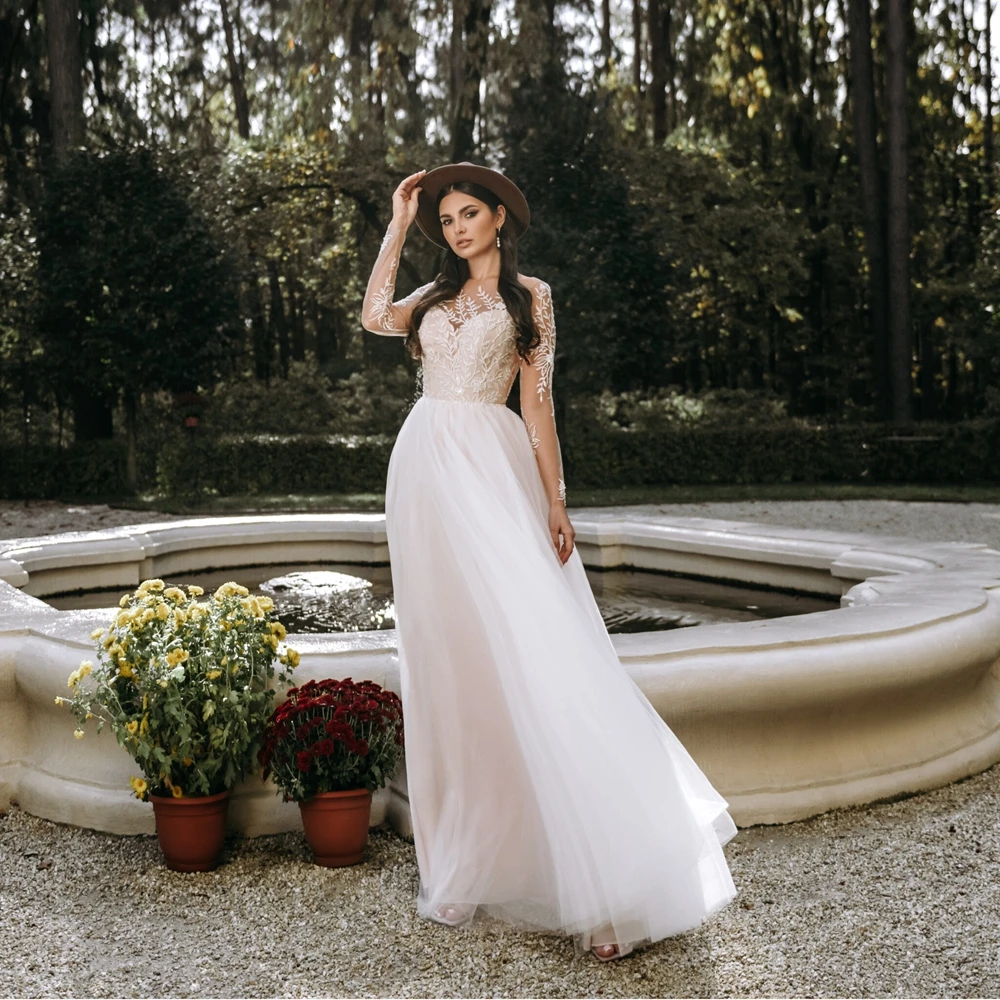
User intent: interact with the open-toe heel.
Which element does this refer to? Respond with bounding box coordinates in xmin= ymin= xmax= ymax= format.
xmin=591 ymin=940 xmax=635 ymax=962
xmin=431 ymin=903 xmax=474 ymax=926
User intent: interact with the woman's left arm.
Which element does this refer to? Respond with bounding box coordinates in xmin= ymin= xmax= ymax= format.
xmin=519 ymin=279 xmax=575 ymax=564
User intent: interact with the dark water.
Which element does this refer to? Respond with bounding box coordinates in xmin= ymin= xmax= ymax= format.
xmin=48 ymin=561 xmax=838 ymax=634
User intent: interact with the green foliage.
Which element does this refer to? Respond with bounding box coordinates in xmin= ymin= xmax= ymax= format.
xmin=32 ymin=147 xmax=243 ymax=408
xmin=197 ymin=362 xmax=420 ymax=436
xmin=60 ymin=579 xmax=299 ymax=800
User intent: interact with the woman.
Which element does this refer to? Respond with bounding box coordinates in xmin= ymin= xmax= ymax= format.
xmin=361 ymin=162 xmax=738 ymax=962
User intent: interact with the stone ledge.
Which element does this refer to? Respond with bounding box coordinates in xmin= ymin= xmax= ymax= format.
xmin=1 ymin=511 xmax=998 ymax=832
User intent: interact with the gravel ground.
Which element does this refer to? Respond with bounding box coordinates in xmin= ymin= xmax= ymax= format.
xmin=0 ymin=500 xmax=184 ymax=542
xmin=2 ymin=763 xmax=1000 ymax=999
xmin=3 ymin=497 xmax=1000 ymax=998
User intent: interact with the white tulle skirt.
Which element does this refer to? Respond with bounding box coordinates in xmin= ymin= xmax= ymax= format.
xmin=384 ymin=395 xmax=738 ymax=955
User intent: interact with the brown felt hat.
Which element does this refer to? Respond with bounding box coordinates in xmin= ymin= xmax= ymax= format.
xmin=415 ymin=161 xmax=531 ymax=250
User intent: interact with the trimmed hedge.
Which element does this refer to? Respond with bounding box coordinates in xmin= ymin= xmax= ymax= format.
xmin=562 ymin=417 xmax=1000 ymax=487
xmin=0 ymin=440 xmax=134 ymax=499
xmin=155 ymin=433 xmax=395 ymax=497
xmin=3 ymin=418 xmax=999 ymax=500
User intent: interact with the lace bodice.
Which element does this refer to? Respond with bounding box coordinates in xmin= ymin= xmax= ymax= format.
xmin=361 ymin=221 xmax=565 ymax=504
xmin=418 ymin=286 xmax=521 ymax=405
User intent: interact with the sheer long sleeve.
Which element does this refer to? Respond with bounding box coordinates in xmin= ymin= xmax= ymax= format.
xmin=519 ymin=280 xmax=567 ymax=506
xmin=361 ymin=222 xmax=434 ymax=336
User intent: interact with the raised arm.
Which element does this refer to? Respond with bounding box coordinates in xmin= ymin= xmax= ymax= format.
xmin=361 ymin=221 xmax=434 ymax=336
xmin=361 ymin=169 xmax=432 ymax=337
xmin=520 ymin=279 xmax=567 ymax=509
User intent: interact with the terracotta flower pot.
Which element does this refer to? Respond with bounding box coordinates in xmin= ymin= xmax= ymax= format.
xmin=298 ymin=788 xmax=373 ymax=867
xmin=149 ymin=789 xmax=231 ymax=872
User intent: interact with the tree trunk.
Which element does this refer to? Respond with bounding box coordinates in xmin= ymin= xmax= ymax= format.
xmin=124 ymin=389 xmax=137 ymax=493
xmin=985 ymin=0 xmax=995 ymax=199
xmin=847 ymin=0 xmax=891 ymax=420
xmin=268 ymin=259 xmax=290 ymax=378
xmin=600 ymin=0 xmax=612 ymax=76
xmin=290 ymin=275 xmax=305 ymax=362
xmin=42 ymin=0 xmax=83 ymax=158
xmin=452 ymin=0 xmax=492 ymax=159
xmin=885 ymin=0 xmax=913 ymax=422
xmin=648 ymin=0 xmax=667 ymax=142
xmin=632 ymin=0 xmax=644 ymax=134
xmin=220 ymin=0 xmax=250 ymax=139
xmin=71 ymin=386 xmax=113 ymax=442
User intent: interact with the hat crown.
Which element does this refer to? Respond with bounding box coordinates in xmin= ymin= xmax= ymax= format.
xmin=414 ymin=162 xmax=530 ymax=250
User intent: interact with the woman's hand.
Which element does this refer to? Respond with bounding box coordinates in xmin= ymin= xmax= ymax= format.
xmin=391 ymin=169 xmax=426 ymax=229
xmin=549 ymin=503 xmax=575 ymax=564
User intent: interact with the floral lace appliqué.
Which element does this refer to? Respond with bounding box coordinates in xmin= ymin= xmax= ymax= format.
xmin=527 ymin=281 xmax=556 ymax=404
xmin=368 ymin=228 xmax=404 ymax=332
xmin=419 ymin=293 xmax=519 ymax=404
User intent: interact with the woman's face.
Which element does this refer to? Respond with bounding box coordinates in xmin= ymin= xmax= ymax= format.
xmin=438 ymin=190 xmax=506 ymax=258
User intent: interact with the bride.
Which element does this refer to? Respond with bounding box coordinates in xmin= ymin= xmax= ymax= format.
xmin=361 ymin=161 xmax=738 ymax=962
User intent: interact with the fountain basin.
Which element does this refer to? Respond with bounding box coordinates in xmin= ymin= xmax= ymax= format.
xmin=1 ymin=509 xmax=998 ymax=836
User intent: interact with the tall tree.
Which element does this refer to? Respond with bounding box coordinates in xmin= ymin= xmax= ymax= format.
xmin=847 ymin=0 xmax=891 ymax=419
xmin=452 ymin=0 xmax=492 ymax=159
xmin=41 ymin=0 xmax=83 ymax=157
xmin=885 ymin=0 xmax=913 ymax=421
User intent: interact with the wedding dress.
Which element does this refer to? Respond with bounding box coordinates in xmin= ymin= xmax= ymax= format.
xmin=362 ymin=222 xmax=738 ymax=957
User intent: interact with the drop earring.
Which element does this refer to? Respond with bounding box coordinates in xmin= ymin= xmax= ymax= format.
xmin=496 ymin=228 xmax=501 ymax=248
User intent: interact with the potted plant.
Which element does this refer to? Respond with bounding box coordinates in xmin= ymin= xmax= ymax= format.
xmin=60 ymin=578 xmax=299 ymax=871
xmin=259 ymin=677 xmax=404 ymax=866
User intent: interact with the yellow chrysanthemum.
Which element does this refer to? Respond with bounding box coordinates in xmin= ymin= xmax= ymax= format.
xmin=157 ymin=678 xmax=169 ymax=688
xmin=187 ymin=585 xmax=204 ymax=597
xmin=173 ymin=608 xmax=187 ymax=625
xmin=73 ymin=729 xmax=84 ymax=739
xmin=269 ymin=621 xmax=287 ymax=640
xmin=141 ymin=608 xmax=154 ymax=624
xmin=90 ymin=627 xmax=104 ymax=640
xmin=129 ymin=775 xmax=148 ymax=799
xmin=267 ymin=634 xmax=279 ymax=652
xmin=170 ymin=784 xmax=183 ymax=799
xmin=156 ymin=603 xmax=169 ymax=621
xmin=126 ymin=720 xmax=138 ymax=734
xmin=67 ymin=669 xmax=79 ymax=688
xmin=285 ymin=648 xmax=300 ymax=668
xmin=102 ymin=634 xmax=116 ymax=648
xmin=137 ymin=579 xmax=165 ymax=594
xmin=119 ymin=662 xmax=134 ymax=678
xmin=163 ymin=587 xmax=186 ymax=603
xmin=214 ymin=581 xmax=249 ymax=601
xmin=119 ymin=594 xmax=130 ymax=608
xmin=54 ymin=696 xmax=64 ymax=706
xmin=257 ymin=596 xmax=275 ymax=612
xmin=206 ymin=669 xmax=222 ymax=680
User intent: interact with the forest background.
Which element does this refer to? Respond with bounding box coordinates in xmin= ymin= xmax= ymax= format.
xmin=1 ymin=0 xmax=998 ymax=500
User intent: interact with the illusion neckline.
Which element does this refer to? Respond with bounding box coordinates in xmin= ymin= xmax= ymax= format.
xmin=430 ymin=283 xmax=510 ymax=332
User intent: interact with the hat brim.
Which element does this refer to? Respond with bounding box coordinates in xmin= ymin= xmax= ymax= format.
xmin=414 ymin=162 xmax=530 ymax=250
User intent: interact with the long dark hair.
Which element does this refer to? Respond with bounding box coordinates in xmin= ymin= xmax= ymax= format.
xmin=403 ymin=179 xmax=540 ymax=362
